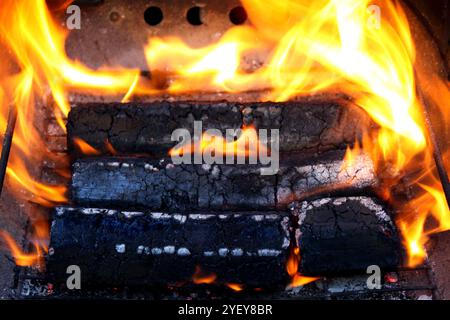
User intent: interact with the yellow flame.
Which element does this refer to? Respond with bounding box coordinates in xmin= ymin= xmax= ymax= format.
xmin=144 ymin=0 xmax=426 ymax=158
xmin=0 ymin=0 xmax=139 ymax=209
xmin=169 ymin=125 xmax=268 ymax=160
xmin=340 ymin=141 xmax=362 ymax=172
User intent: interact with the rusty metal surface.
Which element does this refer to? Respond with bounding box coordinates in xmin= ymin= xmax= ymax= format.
xmin=405 ymin=0 xmax=449 ymax=57
xmin=405 ymin=0 xmax=449 ymax=80
xmin=64 ymin=0 xmax=247 ymax=70
xmin=428 ymin=232 xmax=450 ymax=299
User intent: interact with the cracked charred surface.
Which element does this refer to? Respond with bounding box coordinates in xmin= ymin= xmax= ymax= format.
xmin=67 ymin=100 xmax=373 ymax=158
xmin=294 ymin=197 xmax=402 ymax=275
xmin=71 ymin=152 xmax=376 ymax=211
xmin=47 ymin=208 xmax=290 ymax=288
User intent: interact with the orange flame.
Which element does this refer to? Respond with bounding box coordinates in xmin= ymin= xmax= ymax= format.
xmin=104 ymin=139 xmax=118 ymax=155
xmin=0 ymin=221 xmax=48 ymax=268
xmin=192 ymin=266 xmax=217 ymax=285
xmin=0 ymin=0 xmax=140 ymax=267
xmin=226 ymin=283 xmax=244 ymax=292
xmin=340 ymin=141 xmax=362 ymax=173
xmin=72 ymin=138 xmax=101 ymax=156
xmin=169 ymin=126 xmax=268 ymax=160
xmin=286 ymin=247 xmax=319 ymax=288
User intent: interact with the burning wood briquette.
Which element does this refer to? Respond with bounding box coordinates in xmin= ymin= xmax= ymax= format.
xmin=47 ymin=208 xmax=291 ymax=287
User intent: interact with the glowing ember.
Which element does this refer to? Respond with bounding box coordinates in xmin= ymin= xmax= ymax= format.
xmin=226 ymin=283 xmax=244 ymax=292
xmin=192 ymin=266 xmax=217 ymax=285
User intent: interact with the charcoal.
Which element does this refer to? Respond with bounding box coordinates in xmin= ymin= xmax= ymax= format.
xmin=47 ymin=208 xmax=290 ymax=288
xmin=67 ymin=101 xmax=371 ymax=158
xmin=295 ymin=197 xmax=402 ymax=275
xmin=71 ymin=152 xmax=377 ymax=210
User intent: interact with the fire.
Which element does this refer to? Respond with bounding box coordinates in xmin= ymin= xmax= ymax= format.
xmin=0 ymin=231 xmax=44 ymax=267
xmin=0 ymin=0 xmax=138 ymax=206
xmin=192 ymin=266 xmax=217 ymax=285
xmin=398 ymin=182 xmax=450 ymax=266
xmin=0 ymin=0 xmax=138 ymax=266
xmin=286 ymin=247 xmax=300 ymax=277
xmin=169 ymin=125 xmax=268 ymax=160
xmin=286 ymin=247 xmax=319 ymax=288
xmin=0 ymin=0 xmax=448 ymax=271
xmin=340 ymin=141 xmax=362 ymax=172
xmin=226 ymin=283 xmax=244 ymax=292
xmin=72 ymin=138 xmax=101 ymax=156
xmin=0 ymin=221 xmax=48 ymax=269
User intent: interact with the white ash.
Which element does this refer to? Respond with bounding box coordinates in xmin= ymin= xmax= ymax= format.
xmin=278 ymin=153 xmax=376 ymax=205
xmin=202 ymin=164 xmax=211 ymax=171
xmin=258 ymin=249 xmax=282 ymax=257
xmin=252 ymin=215 xmax=264 ymax=222
xmin=211 ymin=165 xmax=220 ymax=177
xmin=173 ymin=214 xmax=187 ymax=223
xmin=122 ymin=211 xmax=144 ymax=218
xmin=163 ymin=246 xmax=175 ymax=254
xmin=81 ymin=208 xmax=117 ymax=215
xmin=55 ymin=207 xmax=66 ymax=216
xmin=115 ymin=244 xmax=126 ymax=254
xmin=136 ymin=245 xmax=145 ymax=254
xmin=188 ymin=214 xmax=215 ymax=220
xmin=177 ymin=248 xmax=191 ymax=256
xmin=150 ymin=212 xmax=171 ymax=219
xmin=107 ymin=162 xmax=120 ymax=167
xmin=218 ymin=248 xmax=229 ymax=257
xmin=151 ymin=248 xmax=162 ymax=255
xmin=231 ymin=248 xmax=244 ymax=256
xmin=165 ymin=163 xmax=175 ymax=169
xmin=359 ymin=197 xmax=392 ymax=223
xmin=282 ymin=237 xmax=290 ymax=249
xmin=281 ymin=216 xmax=291 ymax=248
xmin=326 ymin=275 xmax=376 ymax=294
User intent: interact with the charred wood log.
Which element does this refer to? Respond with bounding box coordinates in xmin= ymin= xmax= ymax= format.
xmin=294 ymin=197 xmax=402 ymax=275
xmin=71 ymin=152 xmax=377 ymax=210
xmin=67 ymin=101 xmax=372 ymax=158
xmin=47 ymin=208 xmax=290 ymax=288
